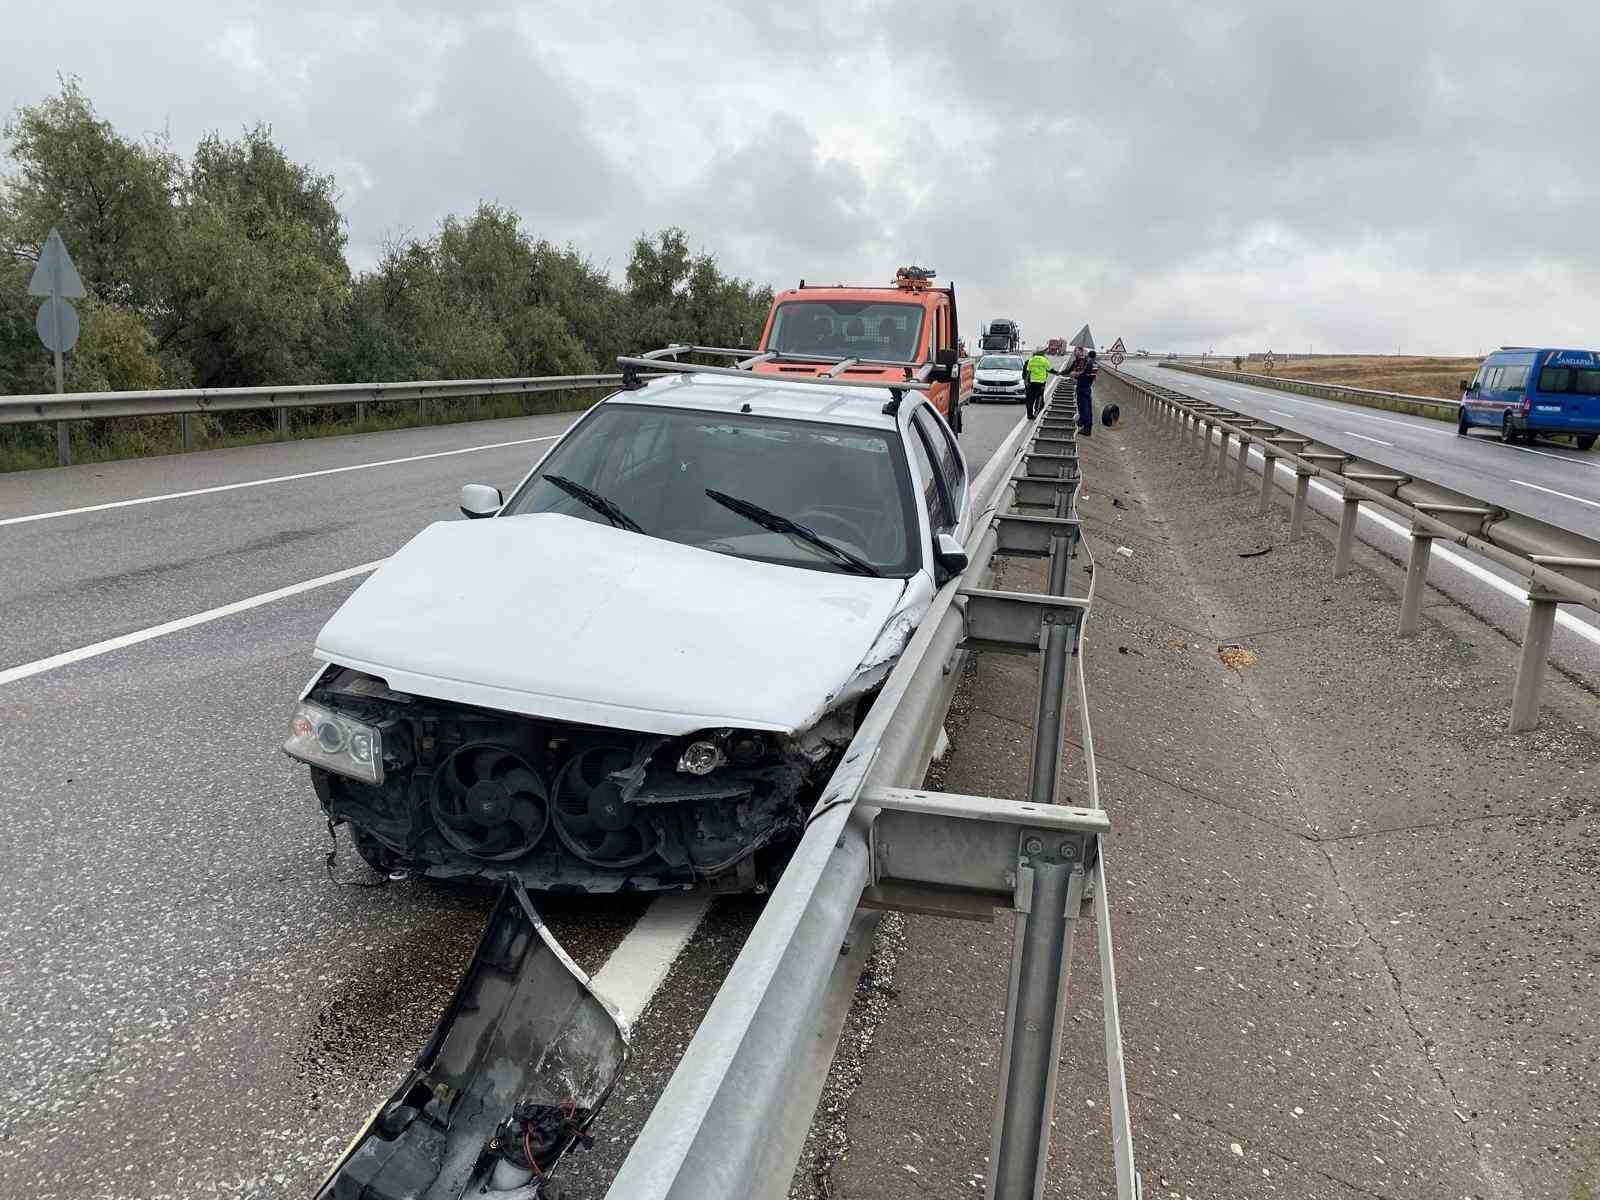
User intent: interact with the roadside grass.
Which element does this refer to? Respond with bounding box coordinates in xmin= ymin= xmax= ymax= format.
xmin=1224 ymin=354 xmax=1480 ymax=401
xmin=0 ymin=389 xmax=603 ymax=474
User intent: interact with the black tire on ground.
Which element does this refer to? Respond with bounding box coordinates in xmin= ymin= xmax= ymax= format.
xmin=1577 ymin=433 xmax=1597 ymax=451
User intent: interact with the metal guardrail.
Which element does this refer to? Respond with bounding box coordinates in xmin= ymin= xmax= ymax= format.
xmin=1158 ymin=360 xmax=1461 ymax=420
xmin=605 ymin=378 xmax=1141 ymax=1200
xmin=1102 ymin=367 xmax=1600 ymax=731
xmin=0 ymin=373 xmax=628 ymax=465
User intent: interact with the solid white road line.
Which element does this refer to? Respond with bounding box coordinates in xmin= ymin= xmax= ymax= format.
xmin=589 ymin=893 xmax=713 ymax=1027
xmin=1512 ymin=479 xmax=1600 ymax=509
xmin=0 ymin=559 xmax=384 ymax=687
xmin=1241 ymin=446 xmax=1600 ymax=649
xmin=0 ymin=434 xmax=562 ymax=528
xmin=1501 ymin=442 xmax=1597 ymax=466
xmin=1344 ymin=431 xmax=1393 ymax=447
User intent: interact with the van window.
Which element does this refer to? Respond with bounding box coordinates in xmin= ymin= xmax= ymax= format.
xmin=1485 ymin=366 xmax=1503 ymax=389
xmin=1500 ymin=365 xmax=1529 ymax=390
xmin=1538 ymin=366 xmax=1600 ymax=395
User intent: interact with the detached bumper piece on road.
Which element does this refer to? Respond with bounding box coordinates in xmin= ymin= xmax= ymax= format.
xmin=303 ymin=666 xmax=820 ymax=893
xmin=317 ymin=880 xmax=625 ymax=1199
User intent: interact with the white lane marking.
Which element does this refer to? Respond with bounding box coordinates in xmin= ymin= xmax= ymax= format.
xmin=589 ymin=893 xmax=713 ymax=1025
xmin=1268 ymin=410 xmax=1294 ymax=420
xmin=1245 ymin=447 xmax=1600 ymax=649
xmin=0 ymin=560 xmax=384 ymax=687
xmin=1200 ymin=377 xmax=1454 ymax=433
xmin=1511 ymin=479 xmax=1600 ymax=509
xmin=1344 ymin=431 xmax=1394 ymax=447
xmin=0 ymin=434 xmax=562 ymax=528
xmin=1501 ymin=442 xmax=1597 ymax=466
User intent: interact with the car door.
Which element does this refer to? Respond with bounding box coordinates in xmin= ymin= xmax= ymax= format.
xmin=911 ymin=404 xmax=971 ymax=541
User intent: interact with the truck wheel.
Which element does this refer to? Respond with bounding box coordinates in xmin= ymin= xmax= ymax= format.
xmin=1578 ymin=433 xmax=1597 ymax=451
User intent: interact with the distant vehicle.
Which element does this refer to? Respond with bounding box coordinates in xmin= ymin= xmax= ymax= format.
xmin=1459 ymin=348 xmax=1600 ymax=449
xmin=1045 ymin=338 xmax=1067 ymax=356
xmin=981 ymin=318 xmax=1021 ymax=354
xmin=754 ymin=266 xmax=974 ymax=433
xmin=972 ymin=353 xmax=1026 ymax=402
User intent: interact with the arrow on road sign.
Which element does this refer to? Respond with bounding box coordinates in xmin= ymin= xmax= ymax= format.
xmin=28 ymin=229 xmax=87 ymax=300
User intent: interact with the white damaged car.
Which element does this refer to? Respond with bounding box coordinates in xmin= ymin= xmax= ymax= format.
xmin=285 ymin=370 xmax=973 ymax=893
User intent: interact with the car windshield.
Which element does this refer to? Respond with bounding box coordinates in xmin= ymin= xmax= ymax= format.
xmin=979 ymin=356 xmax=1024 ymax=370
xmin=502 ymin=403 xmax=920 ymax=576
xmin=767 ymin=300 xmax=923 ymax=363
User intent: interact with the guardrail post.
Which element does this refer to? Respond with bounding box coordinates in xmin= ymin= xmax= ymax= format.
xmin=55 ymin=420 xmax=71 ymax=466
xmin=1334 ymin=497 xmax=1361 ymax=576
xmin=1257 ymin=448 xmax=1280 ymax=514
xmin=275 ymin=407 xmax=288 ymax=441
xmin=1198 ymin=419 xmax=1212 ymax=466
xmin=418 ymin=396 xmax=427 ymax=423
xmin=179 ymin=413 xmax=193 ymax=451
xmin=1289 ymin=468 xmax=1313 ymax=539
xmin=1233 ymin=436 xmax=1251 ymax=493
xmin=1214 ymin=429 xmax=1230 ymax=480
xmin=1398 ymin=532 xmax=1435 ymax=636
xmin=1509 ymin=594 xmax=1559 ymax=732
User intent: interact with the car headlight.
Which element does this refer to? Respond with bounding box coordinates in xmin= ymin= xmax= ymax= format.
xmin=285 ymin=701 xmax=384 ymax=784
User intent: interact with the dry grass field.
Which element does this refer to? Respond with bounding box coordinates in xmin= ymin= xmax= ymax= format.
xmin=1222 ymin=355 xmax=1481 ymax=400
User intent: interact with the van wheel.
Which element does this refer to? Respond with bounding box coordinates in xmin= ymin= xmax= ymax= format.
xmin=1578 ymin=433 xmax=1597 ymax=451
xmin=1499 ymin=415 xmax=1516 ymax=444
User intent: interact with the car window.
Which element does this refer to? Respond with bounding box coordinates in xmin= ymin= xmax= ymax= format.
xmin=502 ymin=403 xmax=920 ymax=576
xmin=913 ymin=407 xmax=965 ymax=522
xmin=905 ymin=416 xmax=949 ymax=532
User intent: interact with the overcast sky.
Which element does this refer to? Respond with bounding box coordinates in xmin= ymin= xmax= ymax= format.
xmin=5 ymin=0 xmax=1596 ymax=355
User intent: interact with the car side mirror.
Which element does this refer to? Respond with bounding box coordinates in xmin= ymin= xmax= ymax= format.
xmin=932 ymin=346 xmax=959 ymax=382
xmin=459 ymin=483 xmax=503 ymax=519
xmin=933 ymin=531 xmax=969 ymax=583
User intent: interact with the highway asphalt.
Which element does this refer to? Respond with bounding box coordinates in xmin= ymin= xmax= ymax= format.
xmin=1120 ymin=360 xmax=1599 ymax=534
xmin=0 ymin=395 xmax=1026 ymax=1199
xmin=1119 ymin=360 xmax=1600 ymax=691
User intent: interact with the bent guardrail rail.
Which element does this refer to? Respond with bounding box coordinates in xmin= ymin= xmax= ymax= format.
xmin=1158 ymin=360 xmax=1461 ymax=421
xmin=605 ymin=378 xmax=1142 ymax=1200
xmin=1102 ymin=366 xmax=1600 ymax=732
xmin=0 ymin=373 xmax=629 ymax=465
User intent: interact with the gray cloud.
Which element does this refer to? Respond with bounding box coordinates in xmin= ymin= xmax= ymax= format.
xmin=4 ymin=0 xmax=1598 ymax=353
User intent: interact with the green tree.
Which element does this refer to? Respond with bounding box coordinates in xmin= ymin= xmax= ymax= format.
xmin=0 ymin=78 xmax=179 ymax=308
xmin=163 ymin=126 xmax=350 ymax=386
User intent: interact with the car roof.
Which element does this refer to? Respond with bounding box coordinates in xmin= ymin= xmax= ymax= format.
xmin=605 ymin=371 xmax=901 ymax=429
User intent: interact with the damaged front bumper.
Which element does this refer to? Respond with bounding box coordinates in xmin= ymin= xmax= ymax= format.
xmin=317 ymin=880 xmax=626 ymax=1199
xmin=290 ymin=667 xmax=843 ymax=894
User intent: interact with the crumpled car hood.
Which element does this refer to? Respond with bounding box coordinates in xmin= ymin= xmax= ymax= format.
xmin=314 ymin=513 xmax=911 ymax=736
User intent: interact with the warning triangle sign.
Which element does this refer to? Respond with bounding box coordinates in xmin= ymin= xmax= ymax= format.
xmin=1109 ymin=337 xmax=1126 ymax=354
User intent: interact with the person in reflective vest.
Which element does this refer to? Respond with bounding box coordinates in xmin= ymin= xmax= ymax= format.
xmin=1023 ymin=351 xmax=1061 ymax=419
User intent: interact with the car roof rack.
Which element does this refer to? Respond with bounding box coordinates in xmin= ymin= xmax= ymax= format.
xmin=616 ymin=345 xmax=934 ymax=402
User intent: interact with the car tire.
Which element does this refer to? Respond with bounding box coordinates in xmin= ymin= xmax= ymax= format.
xmin=1577 ymin=433 xmax=1596 ymax=451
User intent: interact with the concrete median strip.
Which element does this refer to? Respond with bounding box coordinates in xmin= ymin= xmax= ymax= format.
xmin=0 ymin=559 xmax=385 ymax=686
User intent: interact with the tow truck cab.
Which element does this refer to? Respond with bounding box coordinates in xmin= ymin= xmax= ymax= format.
xmin=752 ymin=267 xmax=975 ymax=431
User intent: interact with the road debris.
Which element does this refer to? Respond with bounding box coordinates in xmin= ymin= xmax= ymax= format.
xmin=1116 ymin=546 xmax=1134 ymax=558
xmin=1237 ymin=546 xmax=1272 ymax=559
xmin=1218 ymin=644 xmax=1258 ymax=669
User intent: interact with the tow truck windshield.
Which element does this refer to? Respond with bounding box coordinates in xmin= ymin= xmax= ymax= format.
xmin=504 ymin=403 xmax=920 ymax=576
xmin=766 ymin=300 xmax=923 ymax=362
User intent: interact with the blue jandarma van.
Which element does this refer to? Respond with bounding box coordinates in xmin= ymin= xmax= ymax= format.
xmin=1459 ymin=348 xmax=1600 ymax=450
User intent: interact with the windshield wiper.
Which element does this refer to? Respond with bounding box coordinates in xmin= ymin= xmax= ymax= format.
xmin=703 ymin=488 xmax=881 ymax=577
xmin=544 ymin=475 xmax=645 ymax=534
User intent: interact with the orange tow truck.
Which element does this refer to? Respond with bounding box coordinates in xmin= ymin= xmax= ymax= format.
xmin=748 ymin=266 xmax=976 ymax=433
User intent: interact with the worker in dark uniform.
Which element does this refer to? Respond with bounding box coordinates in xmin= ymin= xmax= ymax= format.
xmin=1022 ymin=350 xmax=1061 ymax=420
xmin=1073 ymin=349 xmax=1100 ymax=435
